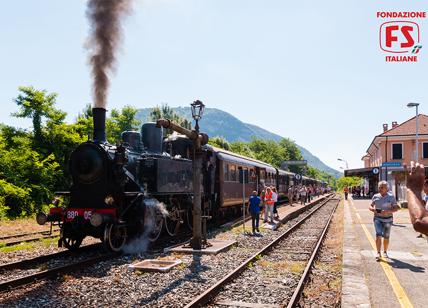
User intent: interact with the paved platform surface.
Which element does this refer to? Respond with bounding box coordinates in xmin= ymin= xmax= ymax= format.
xmin=342 ymin=196 xmax=428 ymax=308
xmin=242 ymin=194 xmax=328 ymax=232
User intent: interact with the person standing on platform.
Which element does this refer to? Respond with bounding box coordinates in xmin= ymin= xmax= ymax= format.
xmin=264 ymin=187 xmax=274 ymax=223
xmin=344 ymin=186 xmax=349 ymax=200
xmin=406 ymin=162 xmax=428 ymax=237
xmin=259 ymin=189 xmax=266 ymax=220
xmin=288 ymin=186 xmax=294 ymax=206
xmin=369 ymin=181 xmax=399 ymax=261
xmin=248 ymin=191 xmax=261 ymax=234
xmin=272 ymin=187 xmax=279 ymax=220
xmin=299 ymin=186 xmax=307 ymax=205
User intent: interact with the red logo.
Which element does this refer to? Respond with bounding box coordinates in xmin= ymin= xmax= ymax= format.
xmin=379 ymin=21 xmax=420 ymax=53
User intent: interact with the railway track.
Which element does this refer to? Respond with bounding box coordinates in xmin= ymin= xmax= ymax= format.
xmin=0 ymin=243 xmax=109 ymax=292
xmin=184 ymin=194 xmax=340 ymax=308
xmin=0 ymin=229 xmax=59 ymax=241
xmin=0 ymin=229 xmax=60 ymax=247
xmin=0 ymin=208 xmax=252 ymax=292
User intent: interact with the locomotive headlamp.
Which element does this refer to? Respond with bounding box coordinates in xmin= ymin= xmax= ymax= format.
xmin=36 ymin=212 xmax=48 ymax=225
xmin=104 ymin=195 xmax=115 ymax=206
xmin=191 ymin=100 xmax=205 ymax=121
xmin=90 ymin=213 xmax=103 ymax=227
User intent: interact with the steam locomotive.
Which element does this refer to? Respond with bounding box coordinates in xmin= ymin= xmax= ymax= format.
xmin=36 ymin=107 xmax=325 ymax=252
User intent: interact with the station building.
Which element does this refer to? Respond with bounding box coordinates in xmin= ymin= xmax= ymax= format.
xmin=345 ymin=114 xmax=428 ymax=200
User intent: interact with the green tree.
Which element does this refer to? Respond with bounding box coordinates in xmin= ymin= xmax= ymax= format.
xmin=106 ymin=105 xmax=141 ymax=143
xmin=208 ymin=136 xmax=231 ymax=151
xmin=336 ymin=176 xmax=363 ymax=191
xmin=149 ymin=103 xmax=192 ymax=134
xmin=74 ymin=103 xmax=93 ymax=141
xmin=230 ymin=141 xmax=255 ymax=158
xmin=278 ymin=138 xmax=304 ymax=173
xmin=12 ymin=86 xmax=66 ymax=148
xmin=0 ymin=131 xmax=59 ymax=218
xmin=247 ymin=138 xmax=285 ymax=167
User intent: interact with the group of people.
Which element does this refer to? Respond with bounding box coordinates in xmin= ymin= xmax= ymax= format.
xmin=289 ymin=184 xmax=327 ymax=205
xmin=247 ymin=184 xmax=328 ymax=234
xmin=343 ymin=185 xmax=367 ymax=200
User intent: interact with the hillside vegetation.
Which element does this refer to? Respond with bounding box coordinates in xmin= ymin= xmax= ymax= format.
xmin=1 ymin=89 xmax=335 ymax=220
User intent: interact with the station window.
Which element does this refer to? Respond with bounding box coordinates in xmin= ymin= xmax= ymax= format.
xmin=392 ymin=143 xmax=403 ymax=160
xmin=424 ymin=142 xmax=428 ymax=159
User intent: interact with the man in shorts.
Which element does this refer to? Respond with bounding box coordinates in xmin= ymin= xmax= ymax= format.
xmin=369 ymin=181 xmax=399 ymax=261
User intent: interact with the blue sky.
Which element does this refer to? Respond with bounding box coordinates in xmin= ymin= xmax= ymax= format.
xmin=1 ymin=0 xmax=428 ymax=172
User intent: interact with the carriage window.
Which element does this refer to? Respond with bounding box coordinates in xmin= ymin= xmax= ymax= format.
xmin=260 ymin=170 xmax=266 ymax=179
xmin=224 ymin=163 xmax=229 ymax=181
xmin=230 ymin=164 xmax=237 ymax=182
xmin=249 ymin=168 xmax=255 ymax=183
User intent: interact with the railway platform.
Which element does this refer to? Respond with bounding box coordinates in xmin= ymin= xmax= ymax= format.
xmin=342 ymin=197 xmax=428 ymax=308
xmin=242 ymin=194 xmax=328 ymax=232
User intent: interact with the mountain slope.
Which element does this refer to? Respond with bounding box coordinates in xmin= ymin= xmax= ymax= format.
xmin=136 ymin=107 xmax=341 ymax=178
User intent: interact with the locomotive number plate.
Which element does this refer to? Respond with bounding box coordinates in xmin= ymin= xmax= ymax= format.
xmin=65 ymin=210 xmax=92 ymax=221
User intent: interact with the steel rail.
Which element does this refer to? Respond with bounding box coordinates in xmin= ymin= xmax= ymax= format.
xmin=0 ymin=252 xmax=118 ymax=292
xmin=0 ymin=244 xmax=101 ymax=272
xmin=0 ymin=229 xmax=59 ymax=241
xmin=286 ymin=198 xmax=340 ymax=308
xmin=184 ymin=194 xmax=336 ymax=308
xmin=2 ymin=235 xmax=59 ymax=247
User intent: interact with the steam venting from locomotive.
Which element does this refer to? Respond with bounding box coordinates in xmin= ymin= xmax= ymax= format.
xmin=123 ymin=199 xmax=168 ymax=254
xmin=86 ymin=0 xmax=132 ymax=143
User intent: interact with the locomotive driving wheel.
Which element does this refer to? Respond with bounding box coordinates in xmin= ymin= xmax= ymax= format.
xmin=62 ymin=236 xmax=83 ymax=251
xmin=61 ymin=224 xmax=83 ymax=251
xmin=146 ymin=207 xmax=164 ymax=242
xmin=104 ymin=223 xmax=127 ymax=252
xmin=164 ymin=205 xmax=182 ymax=236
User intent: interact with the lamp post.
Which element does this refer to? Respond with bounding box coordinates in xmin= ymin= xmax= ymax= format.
xmin=156 ymin=100 xmax=208 ymax=250
xmin=190 ymin=100 xmax=205 ymax=250
xmin=337 ymin=158 xmax=349 ymax=169
xmin=407 ymin=102 xmax=420 ymax=162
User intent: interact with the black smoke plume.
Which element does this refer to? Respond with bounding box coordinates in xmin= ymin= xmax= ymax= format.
xmin=86 ymin=0 xmax=132 ymax=108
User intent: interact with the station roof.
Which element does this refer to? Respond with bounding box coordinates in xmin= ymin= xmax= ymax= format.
xmin=345 ymin=167 xmax=379 ymax=177
xmin=365 ymin=114 xmax=428 ymax=157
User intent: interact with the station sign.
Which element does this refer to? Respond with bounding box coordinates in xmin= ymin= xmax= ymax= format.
xmin=281 ymin=160 xmax=307 ymax=169
xmin=382 ymin=162 xmax=402 ymax=167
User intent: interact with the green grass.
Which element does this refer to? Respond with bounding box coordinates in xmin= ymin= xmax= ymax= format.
xmin=0 ymin=236 xmax=59 ymax=253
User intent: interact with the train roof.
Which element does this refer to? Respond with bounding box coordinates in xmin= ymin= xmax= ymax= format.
xmin=209 ymin=146 xmax=276 ymax=172
xmin=277 ymin=169 xmax=295 ymax=176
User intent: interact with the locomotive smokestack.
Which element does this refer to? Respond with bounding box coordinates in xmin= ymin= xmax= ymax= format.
xmin=86 ymin=0 xmax=132 ymax=109
xmin=93 ymin=107 xmax=106 ymax=143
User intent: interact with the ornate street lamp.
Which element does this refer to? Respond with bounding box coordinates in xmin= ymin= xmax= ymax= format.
xmin=191 ymin=100 xmax=205 ymax=132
